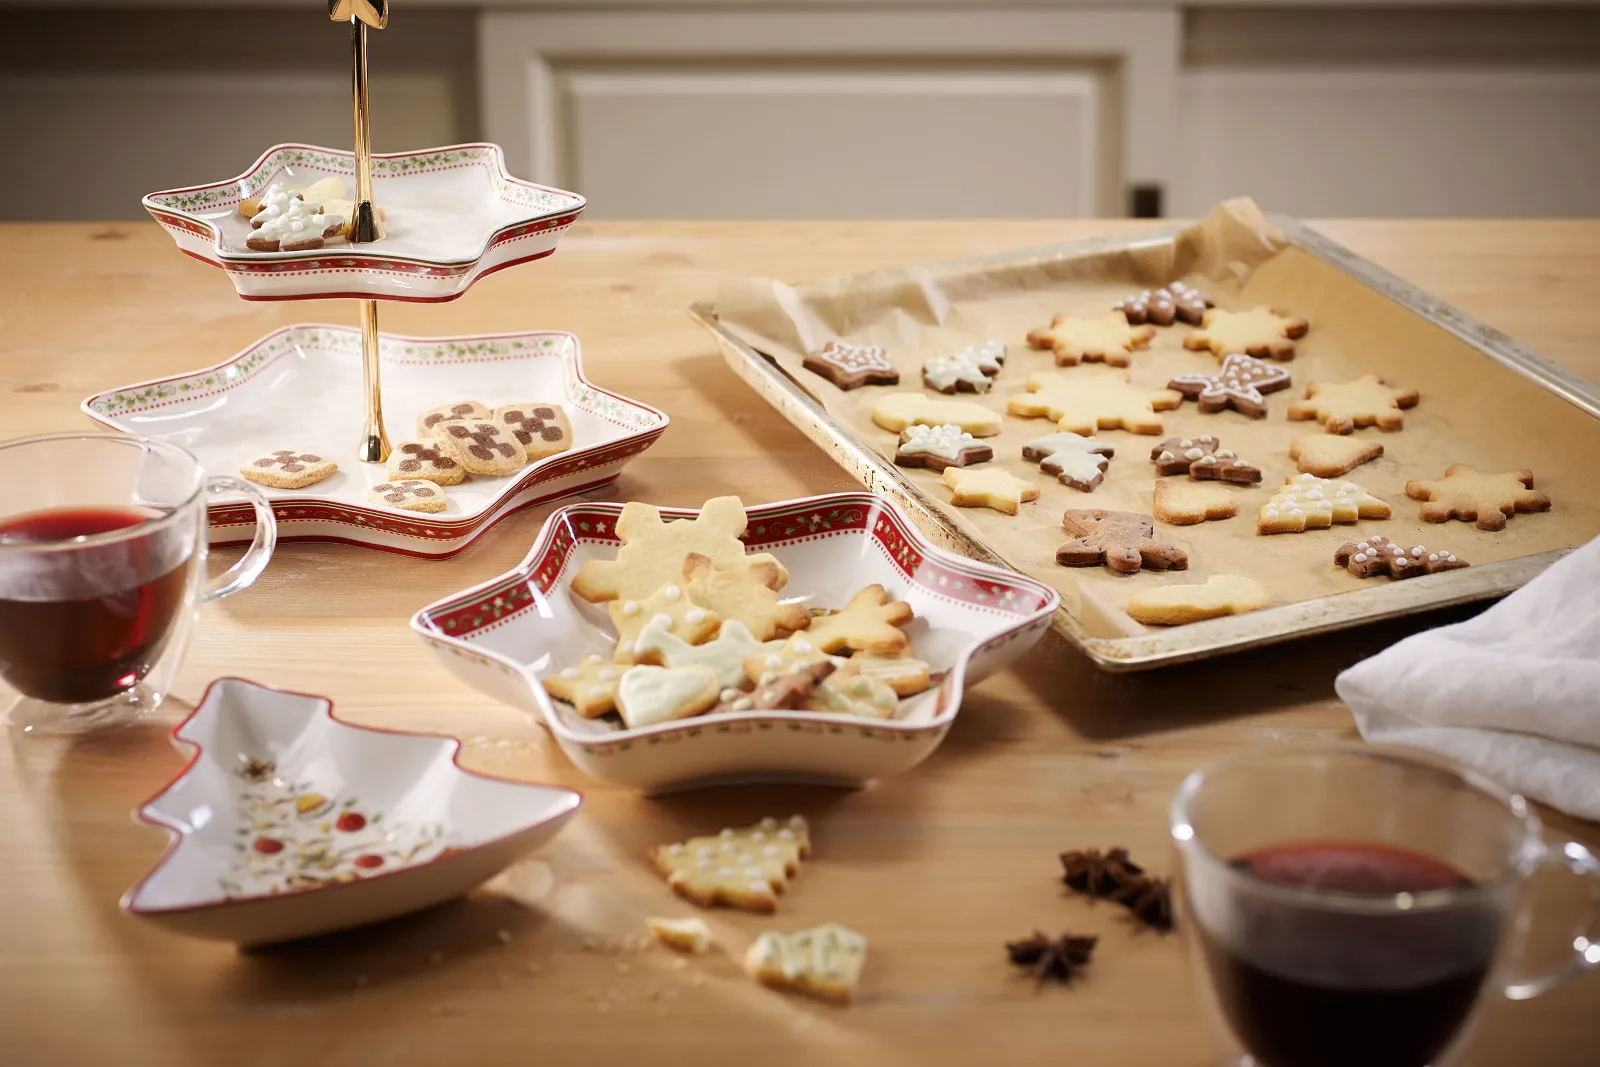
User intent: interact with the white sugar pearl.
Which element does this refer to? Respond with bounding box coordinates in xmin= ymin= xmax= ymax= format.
xmin=664 ymin=585 xmax=681 ymax=600
xmin=621 ymin=602 xmax=640 ymax=616
xmin=759 ymin=817 xmax=777 ymax=830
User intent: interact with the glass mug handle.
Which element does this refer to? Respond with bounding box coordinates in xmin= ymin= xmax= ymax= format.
xmin=202 ymin=476 xmax=278 ymax=602
xmin=1504 ymin=840 xmax=1600 ymax=1001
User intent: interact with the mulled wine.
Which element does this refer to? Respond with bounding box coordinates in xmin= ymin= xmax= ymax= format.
xmin=1196 ymin=841 xmax=1499 ymax=1067
xmin=0 ymin=506 xmax=190 ymax=704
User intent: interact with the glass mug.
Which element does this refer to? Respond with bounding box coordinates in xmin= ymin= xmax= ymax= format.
xmin=0 ymin=434 xmax=276 ymax=734
xmin=1171 ymin=746 xmax=1600 ymax=1067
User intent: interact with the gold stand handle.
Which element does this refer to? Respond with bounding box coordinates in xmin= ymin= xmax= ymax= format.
xmin=334 ymin=1 xmax=390 ymax=462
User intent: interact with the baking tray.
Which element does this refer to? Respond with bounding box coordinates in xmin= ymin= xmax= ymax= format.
xmin=690 ymin=211 xmax=1600 ymax=670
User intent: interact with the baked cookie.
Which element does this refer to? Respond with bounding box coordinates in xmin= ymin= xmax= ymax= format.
xmin=542 ymin=653 xmax=623 ymax=718
xmin=651 ymin=815 xmax=810 ymax=913
xmin=804 ymin=586 xmax=913 ymax=656
xmin=803 ymin=668 xmax=900 ymax=719
xmin=1290 ymin=434 xmax=1383 ymax=478
xmin=632 ymin=617 xmax=784 ymax=689
xmin=240 ymin=448 xmax=337 ymax=489
xmin=646 ymin=917 xmax=712 ymax=955
xmin=713 ymin=661 xmax=836 ymax=715
xmin=1183 ymin=307 xmax=1308 ymax=360
xmin=1114 ymin=282 xmax=1214 ymax=327
xmin=433 ymin=419 xmax=527 ymax=475
xmin=942 ymin=467 xmax=1039 ymax=515
xmin=1153 ymin=480 xmax=1239 ymax=526
xmin=609 ymin=581 xmax=722 ymax=662
xmin=245 ymin=186 xmax=344 ymax=252
xmin=1404 ymin=464 xmax=1550 ymax=531
xmin=1335 ymin=535 xmax=1470 ymax=579
xmin=746 ymin=923 xmax=868 ymax=1005
xmin=615 ymin=664 xmax=721 ymax=729
xmin=1168 ymin=354 xmax=1292 ymax=418
xmin=1057 ymin=510 xmax=1188 ymax=573
xmin=871 ymin=393 xmax=1003 ymax=437
xmin=1022 ymin=432 xmax=1114 ymax=492
xmin=1258 ymin=474 xmax=1390 ymax=534
xmin=1006 ymin=371 xmax=1182 ymax=436
xmin=894 ymin=424 xmax=994 ymax=471
xmin=851 ymin=650 xmax=932 ymax=697
xmin=386 ymin=440 xmax=466 ymax=486
xmin=1027 ymin=313 xmax=1156 ymax=367
xmin=922 ymin=341 xmax=1005 ymax=394
xmin=571 ymin=496 xmax=786 ymax=604
xmin=1150 ymin=435 xmax=1260 ymax=484
xmin=418 ymin=401 xmax=491 ymax=438
xmin=682 ymin=553 xmax=811 ymax=643
xmin=1126 ymin=575 xmax=1272 ymax=625
xmin=1288 ymin=375 xmax=1420 ymax=434
xmin=367 ymin=479 xmax=447 ymax=512
xmin=804 ymin=341 xmax=898 ymax=390
xmin=493 ymin=403 xmax=572 ymax=461
xmin=744 ymin=636 xmax=848 ymax=689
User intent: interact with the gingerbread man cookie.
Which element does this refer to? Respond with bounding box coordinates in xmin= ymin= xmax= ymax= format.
xmin=542 ymin=653 xmax=623 ymax=718
xmin=240 ymin=448 xmax=337 ymax=489
xmin=609 ymin=581 xmax=723 ymax=663
xmin=493 ymin=403 xmax=573 ymax=461
xmin=1288 ymin=375 xmax=1420 ymax=434
xmin=942 ymin=467 xmax=1040 ymax=516
xmin=804 ymin=341 xmax=899 ymax=390
xmin=1006 ymin=371 xmax=1182 ymax=436
xmin=1021 ymin=432 xmax=1114 ymax=492
xmin=922 ymin=341 xmax=1005 ymax=394
xmin=803 ymin=586 xmax=913 ymax=656
xmin=418 ymin=401 xmax=490 ymax=438
xmin=1153 ymin=480 xmax=1239 ymax=526
xmin=1026 ymin=313 xmax=1156 ymax=367
xmin=1404 ymin=464 xmax=1550 ymax=531
xmin=367 ymin=479 xmax=447 ymax=512
xmin=651 ymin=815 xmax=811 ymax=913
xmin=1126 ymin=575 xmax=1272 ymax=626
xmin=1114 ymin=282 xmax=1214 ymax=327
xmin=386 ymin=440 xmax=465 ymax=486
xmin=1335 ymin=535 xmax=1470 ymax=579
xmin=1183 ymin=307 xmax=1308 ymax=360
xmin=1057 ymin=510 xmax=1188 ymax=574
xmin=1258 ymin=474 xmax=1390 ymax=534
xmin=1290 ymin=434 xmax=1384 ymax=478
xmin=1168 ymin=353 xmax=1292 ymax=418
xmin=894 ymin=424 xmax=994 ymax=472
xmin=433 ymin=419 xmax=528 ymax=475
xmin=570 ymin=496 xmax=786 ymax=604
xmin=683 ymin=553 xmax=811 ymax=642
xmin=871 ymin=394 xmax=1003 ymax=437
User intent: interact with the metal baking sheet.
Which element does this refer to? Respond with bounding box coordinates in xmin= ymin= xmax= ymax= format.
xmin=690 ymin=213 xmax=1600 ymax=670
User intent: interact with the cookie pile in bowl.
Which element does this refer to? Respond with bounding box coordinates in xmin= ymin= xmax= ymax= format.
xmin=411 ymin=493 xmax=1058 ymax=793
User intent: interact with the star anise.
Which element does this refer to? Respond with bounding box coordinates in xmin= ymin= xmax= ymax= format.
xmin=1060 ymin=846 xmax=1144 ymax=897
xmin=1111 ymin=876 xmax=1174 ymax=932
xmin=1005 ymin=931 xmax=1098 ymax=986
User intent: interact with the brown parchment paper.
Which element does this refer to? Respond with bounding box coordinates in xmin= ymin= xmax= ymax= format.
xmin=714 ymin=200 xmax=1600 ymax=638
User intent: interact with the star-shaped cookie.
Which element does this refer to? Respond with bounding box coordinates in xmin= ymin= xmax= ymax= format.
xmin=942 ymin=467 xmax=1040 ymax=515
xmin=1168 ymin=353 xmax=1292 ymax=418
xmin=1183 ymin=307 xmax=1308 ymax=360
xmin=1403 ymin=464 xmax=1550 ymax=531
xmin=1026 ymin=313 xmax=1156 ymax=367
xmin=1288 ymin=375 xmax=1420 ymax=434
xmin=570 ymin=496 xmax=786 ymax=603
xmin=1006 ymin=371 xmax=1182 ymax=436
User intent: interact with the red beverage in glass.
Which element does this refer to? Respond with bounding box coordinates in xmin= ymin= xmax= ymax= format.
xmin=0 ymin=506 xmax=191 ymax=704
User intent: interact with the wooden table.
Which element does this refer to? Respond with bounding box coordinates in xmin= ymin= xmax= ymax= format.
xmin=3 ymin=220 xmax=1597 ymax=1067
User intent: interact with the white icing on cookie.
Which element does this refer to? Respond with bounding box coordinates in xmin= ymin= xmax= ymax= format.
xmin=898 ymin=422 xmax=981 ymax=461
xmin=616 ymin=665 xmax=714 ymax=728
xmin=1024 ymin=431 xmax=1113 ymax=489
xmin=255 ymin=195 xmax=342 ymax=245
xmin=632 ymin=616 xmax=783 ymax=688
xmin=922 ymin=341 xmax=1004 ymax=392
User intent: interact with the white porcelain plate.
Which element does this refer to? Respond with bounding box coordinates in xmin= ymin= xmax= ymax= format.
xmin=411 ymin=493 xmax=1060 ymax=794
xmin=82 ymin=325 xmax=669 ymax=557
xmin=143 ymin=143 xmax=584 ymax=302
xmin=123 ymin=678 xmax=582 ymax=947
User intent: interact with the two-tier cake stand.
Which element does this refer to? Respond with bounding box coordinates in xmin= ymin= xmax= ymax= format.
xmin=85 ymin=0 xmax=668 ymax=557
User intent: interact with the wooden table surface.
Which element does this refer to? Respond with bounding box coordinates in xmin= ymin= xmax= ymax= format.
xmin=2 ymin=219 xmax=1597 ymax=1067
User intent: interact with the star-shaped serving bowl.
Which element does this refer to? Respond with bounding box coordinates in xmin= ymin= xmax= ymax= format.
xmin=410 ymin=493 xmax=1060 ymax=794
xmin=122 ymin=678 xmax=581 ymax=947
xmin=82 ymin=325 xmax=668 ymax=557
xmin=142 ymin=143 xmax=584 ymax=302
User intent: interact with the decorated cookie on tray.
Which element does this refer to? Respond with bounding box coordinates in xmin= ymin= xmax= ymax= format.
xmin=542 ymin=496 xmax=930 ymax=731
xmin=1114 ymin=282 xmax=1214 ymax=327
xmin=804 ymin=341 xmax=898 ymax=390
xmin=922 ymin=341 xmax=1005 ymax=394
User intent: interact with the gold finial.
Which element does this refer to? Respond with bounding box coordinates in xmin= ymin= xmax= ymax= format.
xmin=329 ymin=0 xmax=388 ymax=30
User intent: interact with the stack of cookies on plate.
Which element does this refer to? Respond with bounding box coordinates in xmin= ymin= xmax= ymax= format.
xmin=541 ymin=496 xmax=932 ymax=729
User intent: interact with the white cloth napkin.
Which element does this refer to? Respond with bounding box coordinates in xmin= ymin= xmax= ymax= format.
xmin=1336 ymin=535 xmax=1600 ymax=821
